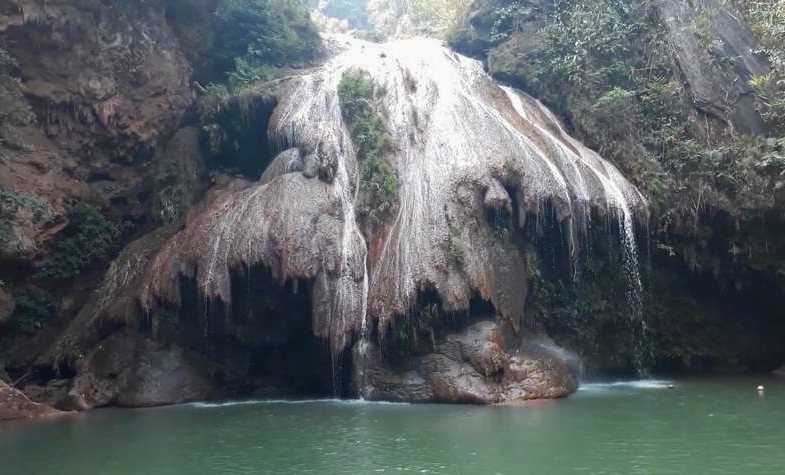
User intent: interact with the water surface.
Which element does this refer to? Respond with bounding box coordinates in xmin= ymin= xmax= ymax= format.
xmin=1 ymin=377 xmax=783 ymax=474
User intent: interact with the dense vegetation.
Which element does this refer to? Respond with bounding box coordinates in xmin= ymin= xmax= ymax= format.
xmin=208 ymin=0 xmax=321 ymax=90
xmin=338 ymin=70 xmax=399 ymax=223
xmin=323 ymin=0 xmax=370 ymax=28
xmin=37 ymin=205 xmax=120 ymax=282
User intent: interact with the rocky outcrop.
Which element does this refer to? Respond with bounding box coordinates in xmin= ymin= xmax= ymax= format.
xmin=449 ymin=0 xmax=785 ymax=374
xmin=61 ymin=333 xmax=216 ymax=410
xmin=657 ymin=0 xmax=770 ymax=133
xmin=0 ymin=379 xmax=65 ymax=420
xmin=452 ymin=0 xmax=770 ymax=134
xmin=356 ymin=320 xmax=577 ymax=403
xmin=0 ymin=1 xmax=196 ymax=261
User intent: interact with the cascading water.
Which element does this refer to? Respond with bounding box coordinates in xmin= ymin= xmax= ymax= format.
xmin=141 ymin=35 xmax=650 ymax=390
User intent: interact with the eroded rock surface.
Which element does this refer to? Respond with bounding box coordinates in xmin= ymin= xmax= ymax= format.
xmin=356 ymin=320 xmax=577 ymax=403
xmin=657 ymin=0 xmax=769 ymax=133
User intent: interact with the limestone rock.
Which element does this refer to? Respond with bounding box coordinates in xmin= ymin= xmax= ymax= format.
xmin=657 ymin=0 xmax=769 ymax=133
xmin=483 ymin=179 xmax=513 ymax=214
xmin=115 ymin=341 xmax=216 ymax=408
xmin=355 ymin=320 xmax=577 ymax=403
xmin=151 ymin=127 xmax=209 ymax=225
xmin=60 ymin=332 xmax=216 ymax=410
xmin=0 ymin=0 xmax=196 ymax=262
xmin=260 ymin=148 xmax=304 ymax=185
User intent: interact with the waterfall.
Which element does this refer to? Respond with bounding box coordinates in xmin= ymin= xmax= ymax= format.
xmin=143 ymin=35 xmax=649 ymax=380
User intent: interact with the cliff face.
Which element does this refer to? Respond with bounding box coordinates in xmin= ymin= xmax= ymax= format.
xmin=0 ymin=0 xmax=214 ymax=414
xmin=1 ymin=0 xmax=199 ymax=247
xmin=2 ymin=0 xmax=784 ymax=418
xmin=450 ymin=0 xmax=785 ymax=372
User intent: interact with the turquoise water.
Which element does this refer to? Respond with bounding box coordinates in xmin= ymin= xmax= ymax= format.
xmin=1 ymin=377 xmax=784 ymax=474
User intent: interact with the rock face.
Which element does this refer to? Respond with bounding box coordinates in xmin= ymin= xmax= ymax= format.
xmin=453 ymin=0 xmax=770 ymax=135
xmin=657 ymin=0 xmax=770 ymax=133
xmin=356 ymin=320 xmax=577 ymax=403
xmin=0 ymin=0 xmax=199 ymax=263
xmin=0 ymin=379 xmax=65 ymax=421
xmin=62 ymin=333 xmax=216 ymax=410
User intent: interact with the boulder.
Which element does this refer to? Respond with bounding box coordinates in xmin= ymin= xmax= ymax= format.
xmin=62 ymin=333 xmax=217 ymax=410
xmin=355 ymin=320 xmax=578 ymax=403
xmin=115 ymin=341 xmax=217 ymax=408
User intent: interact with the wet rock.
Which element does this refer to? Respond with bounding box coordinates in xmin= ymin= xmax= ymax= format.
xmin=355 ymin=320 xmax=577 ymax=404
xmin=61 ymin=333 xmax=216 ymax=410
xmin=483 ymin=179 xmax=513 ymax=214
xmin=46 ymin=36 xmax=640 ymax=406
xmin=151 ymin=127 xmax=209 ymax=225
xmin=260 ymin=148 xmax=304 ymax=185
xmin=141 ymin=174 xmax=365 ymax=354
xmin=0 ymin=287 xmax=15 ymax=324
xmin=115 ymin=341 xmax=216 ymax=408
xmin=0 ymin=380 xmax=65 ymax=421
xmin=302 ymin=152 xmax=320 ymax=179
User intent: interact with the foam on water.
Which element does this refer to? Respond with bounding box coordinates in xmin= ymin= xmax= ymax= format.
xmin=579 ymin=380 xmax=674 ymax=392
xmin=188 ymin=398 xmax=411 ymax=408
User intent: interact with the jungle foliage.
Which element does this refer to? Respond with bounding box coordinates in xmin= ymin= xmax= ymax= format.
xmin=338 ymin=70 xmax=399 ymax=222
xmin=38 ymin=205 xmax=120 ymax=281
xmin=209 ymin=0 xmax=321 ymax=90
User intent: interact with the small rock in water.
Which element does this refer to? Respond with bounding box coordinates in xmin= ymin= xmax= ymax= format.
xmin=667 ymin=384 xmax=675 ymax=389
xmin=757 ymin=385 xmax=765 ymax=392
